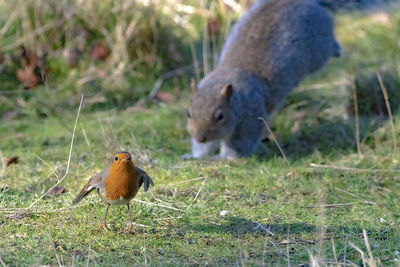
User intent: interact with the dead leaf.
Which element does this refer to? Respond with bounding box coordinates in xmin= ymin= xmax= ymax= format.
xmin=153 ymin=91 xmax=175 ymax=104
xmin=7 ymin=211 xmax=28 ymax=220
xmin=0 ymin=51 xmax=4 ymax=64
xmin=2 ymin=111 xmax=18 ymax=121
xmin=5 ymin=156 xmax=19 ymax=166
xmin=90 ymin=44 xmax=109 ymax=61
xmin=63 ymin=48 xmax=82 ymax=67
xmin=49 ymin=186 xmax=66 ymax=195
xmin=16 ymin=66 xmax=39 ymax=89
xmin=207 ymin=19 xmax=220 ymax=35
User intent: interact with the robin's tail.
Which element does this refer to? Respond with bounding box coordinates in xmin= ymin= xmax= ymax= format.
xmin=72 ymin=184 xmax=96 ymax=205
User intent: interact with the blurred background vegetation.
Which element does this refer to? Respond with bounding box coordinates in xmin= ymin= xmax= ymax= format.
xmin=0 ymin=0 xmax=252 ymax=118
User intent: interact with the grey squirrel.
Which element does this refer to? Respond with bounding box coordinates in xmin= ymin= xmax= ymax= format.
xmin=186 ymin=0 xmax=379 ymax=159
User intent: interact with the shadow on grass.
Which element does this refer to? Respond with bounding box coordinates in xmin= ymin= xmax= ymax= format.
xmin=188 ymin=216 xmax=369 ymax=240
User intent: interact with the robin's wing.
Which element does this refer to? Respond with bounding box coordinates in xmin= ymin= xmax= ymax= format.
xmin=136 ymin=167 xmax=154 ymax=192
xmin=72 ymin=165 xmax=109 ymax=205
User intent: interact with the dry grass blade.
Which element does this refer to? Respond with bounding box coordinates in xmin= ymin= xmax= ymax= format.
xmin=134 ymin=199 xmax=183 ymax=212
xmin=259 ymin=117 xmax=292 ymax=170
xmin=0 ymin=150 xmax=5 ymax=180
xmin=331 ymin=238 xmax=338 ymax=265
xmin=33 ymin=153 xmax=60 ymax=180
xmin=53 ymin=247 xmax=62 ymax=267
xmin=335 ymin=188 xmax=376 ymax=205
xmin=27 ymin=94 xmax=84 ymax=210
xmin=352 ymin=79 xmax=363 ymax=158
xmin=0 ymin=252 xmax=5 ymax=267
xmin=377 ymin=72 xmax=397 ymax=160
xmin=349 ymin=242 xmax=366 ymax=267
xmin=310 ymin=163 xmax=400 ymax=173
xmin=187 ymin=176 xmax=208 ymax=209
xmin=362 ymin=229 xmax=377 ymax=267
xmin=168 ymin=176 xmax=205 ymax=186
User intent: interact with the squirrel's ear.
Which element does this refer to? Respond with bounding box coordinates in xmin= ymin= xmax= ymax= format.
xmin=220 ymin=84 xmax=233 ymax=100
xmin=190 ymin=78 xmax=198 ymax=93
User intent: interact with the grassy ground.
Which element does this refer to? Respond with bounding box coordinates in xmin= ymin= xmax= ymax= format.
xmin=1 ymin=3 xmax=400 ymax=267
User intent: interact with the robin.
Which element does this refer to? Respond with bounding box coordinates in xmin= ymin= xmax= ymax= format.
xmin=73 ymin=151 xmax=154 ymax=232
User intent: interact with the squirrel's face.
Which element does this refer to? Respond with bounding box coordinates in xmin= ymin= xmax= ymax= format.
xmin=187 ymin=83 xmax=235 ymax=143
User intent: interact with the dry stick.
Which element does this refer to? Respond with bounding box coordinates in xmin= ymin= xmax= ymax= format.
xmin=187 ymin=176 xmax=208 ymax=209
xmin=53 ymin=247 xmax=62 ymax=267
xmin=33 ymin=153 xmax=60 ymax=180
xmin=310 ymin=163 xmax=400 ymax=173
xmin=0 ymin=150 xmax=5 ymax=180
xmin=259 ymin=118 xmax=292 ymax=170
xmin=168 ymin=176 xmax=205 ymax=185
xmin=0 ymin=253 xmax=5 ymax=267
xmin=362 ymin=229 xmax=376 ymax=267
xmin=85 ymin=245 xmax=91 ymax=267
xmin=27 ymin=94 xmax=84 ymax=210
xmin=349 ymin=242 xmax=366 ymax=267
xmin=189 ymin=41 xmax=201 ymax=83
xmin=331 ymin=238 xmax=338 ymax=265
xmin=377 ymin=72 xmax=397 ymax=160
xmin=202 ymin=21 xmax=210 ymax=76
xmin=133 ymin=199 xmax=183 ymax=212
xmin=335 ymin=188 xmax=376 ymax=206
xmin=81 ymin=126 xmax=91 ymax=148
xmin=352 ymin=80 xmax=363 ymax=158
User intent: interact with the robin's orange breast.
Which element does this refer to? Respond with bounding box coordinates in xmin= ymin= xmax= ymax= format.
xmin=104 ymin=164 xmax=138 ymax=201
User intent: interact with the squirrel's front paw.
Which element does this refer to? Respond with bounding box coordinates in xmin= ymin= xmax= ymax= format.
xmin=181 ymin=153 xmax=194 ymax=160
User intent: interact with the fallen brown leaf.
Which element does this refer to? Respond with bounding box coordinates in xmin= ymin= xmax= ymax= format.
xmin=153 ymin=91 xmax=175 ymax=104
xmin=49 ymin=186 xmax=66 ymax=195
xmin=6 ymin=156 xmax=19 ymax=166
xmin=16 ymin=66 xmax=38 ymax=89
xmin=90 ymin=44 xmax=109 ymax=61
xmin=0 ymin=51 xmax=4 ymax=64
xmin=2 ymin=111 xmax=18 ymax=121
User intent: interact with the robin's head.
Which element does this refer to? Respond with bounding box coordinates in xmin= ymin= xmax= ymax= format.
xmin=110 ymin=151 xmax=133 ymax=169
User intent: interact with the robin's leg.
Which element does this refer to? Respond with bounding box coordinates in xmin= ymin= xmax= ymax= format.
xmin=124 ymin=203 xmax=135 ymax=233
xmin=102 ymin=204 xmax=111 ymax=230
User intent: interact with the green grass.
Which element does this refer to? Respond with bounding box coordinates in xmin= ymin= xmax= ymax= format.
xmin=1 ymin=3 xmax=400 ymax=267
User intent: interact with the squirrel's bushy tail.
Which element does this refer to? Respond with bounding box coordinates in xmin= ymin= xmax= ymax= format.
xmin=317 ymin=0 xmax=398 ymax=11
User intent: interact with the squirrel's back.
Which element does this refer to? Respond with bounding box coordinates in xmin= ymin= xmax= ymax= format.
xmin=218 ymin=0 xmax=340 ymax=112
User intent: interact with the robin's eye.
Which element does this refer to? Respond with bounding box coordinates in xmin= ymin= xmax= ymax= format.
xmin=114 ymin=156 xmax=118 ymax=161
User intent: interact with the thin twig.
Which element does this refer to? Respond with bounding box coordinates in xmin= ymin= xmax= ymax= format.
xmin=304 ymin=202 xmax=354 ymax=208
xmin=0 ymin=252 xmax=5 ymax=267
xmin=363 ymin=229 xmax=376 ymax=267
xmin=310 ymin=163 xmax=400 ymax=173
xmin=187 ymin=176 xmax=208 ymax=209
xmin=331 ymin=238 xmax=338 ymax=265
xmin=0 ymin=150 xmax=5 ymax=180
xmin=189 ymin=41 xmax=201 ymax=83
xmin=27 ymin=94 xmax=84 ymax=210
xmin=53 ymin=247 xmax=62 ymax=267
xmin=259 ymin=118 xmax=292 ymax=169
xmin=81 ymin=126 xmax=91 ymax=148
xmin=168 ymin=176 xmax=205 ymax=185
xmin=377 ymin=72 xmax=397 ymax=160
xmin=85 ymin=245 xmax=91 ymax=267
xmin=335 ymin=188 xmax=377 ymax=205
xmin=133 ymin=199 xmax=183 ymax=212
xmin=33 ymin=153 xmax=60 ymax=180
xmin=202 ymin=21 xmax=209 ymax=75
xmin=349 ymin=242 xmax=366 ymax=267
xmin=352 ymin=80 xmax=363 ymax=158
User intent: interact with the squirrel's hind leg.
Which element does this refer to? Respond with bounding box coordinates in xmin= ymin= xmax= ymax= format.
xmin=191 ymin=137 xmax=219 ymax=158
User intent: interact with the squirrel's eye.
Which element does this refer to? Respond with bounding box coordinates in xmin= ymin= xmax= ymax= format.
xmin=114 ymin=156 xmax=118 ymax=161
xmin=215 ymin=110 xmax=224 ymax=122
xmin=187 ymin=110 xmax=191 ymax=118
